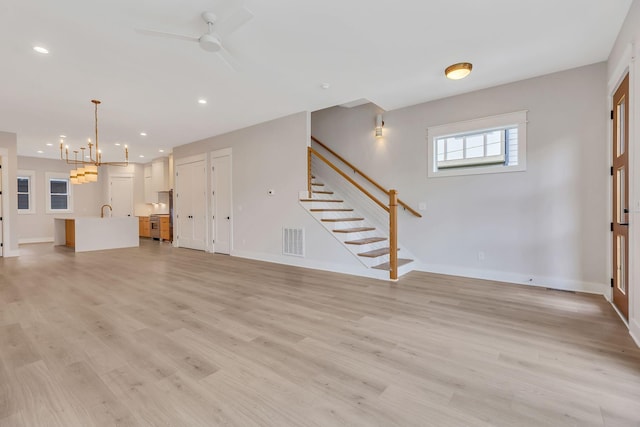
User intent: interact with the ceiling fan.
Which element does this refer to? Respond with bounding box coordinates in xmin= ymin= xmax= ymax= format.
xmin=136 ymin=6 xmax=254 ymax=70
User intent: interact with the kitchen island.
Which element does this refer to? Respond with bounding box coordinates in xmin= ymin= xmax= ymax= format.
xmin=54 ymin=217 xmax=139 ymax=252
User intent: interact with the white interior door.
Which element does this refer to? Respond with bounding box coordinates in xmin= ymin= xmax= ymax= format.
xmin=176 ymin=160 xmax=206 ymax=250
xmin=109 ymin=176 xmax=134 ymax=217
xmin=212 ymin=154 xmax=231 ymax=254
xmin=191 ymin=163 xmax=206 ymax=250
xmin=176 ymin=163 xmax=192 ymax=247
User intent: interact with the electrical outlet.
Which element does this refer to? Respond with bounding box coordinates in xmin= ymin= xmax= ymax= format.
xmin=478 ymin=251 xmax=485 ymax=261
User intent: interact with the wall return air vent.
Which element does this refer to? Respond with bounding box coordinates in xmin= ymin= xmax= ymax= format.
xmin=283 ymin=228 xmax=305 ymax=257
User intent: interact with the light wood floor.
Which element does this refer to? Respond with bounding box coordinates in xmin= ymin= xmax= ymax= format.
xmin=1 ymin=241 xmax=639 ymax=426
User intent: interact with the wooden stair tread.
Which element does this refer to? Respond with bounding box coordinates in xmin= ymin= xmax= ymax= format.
xmin=344 ymin=237 xmax=387 ymax=245
xmin=299 ymin=199 xmax=343 ymax=203
xmin=321 ymin=218 xmax=364 ymax=222
xmin=333 ymin=227 xmax=375 ymax=233
xmin=311 ymin=183 xmax=325 ymax=186
xmin=313 ymin=190 xmax=334 ymax=194
xmin=310 ymin=208 xmax=353 ymax=212
xmin=372 ymin=259 xmax=413 ymax=270
xmin=358 ymin=247 xmax=399 ymax=258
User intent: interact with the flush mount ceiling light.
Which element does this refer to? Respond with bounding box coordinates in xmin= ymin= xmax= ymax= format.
xmin=198 ymin=99 xmax=207 ymax=104
xmin=33 ymin=46 xmax=49 ymax=54
xmin=140 ymin=132 xmax=147 ymax=136
xmin=445 ymin=62 xmax=473 ymax=80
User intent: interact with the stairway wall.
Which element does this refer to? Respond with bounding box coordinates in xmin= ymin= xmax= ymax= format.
xmin=311 ymin=63 xmax=608 ymax=294
xmin=172 ymin=112 xmax=374 ymax=278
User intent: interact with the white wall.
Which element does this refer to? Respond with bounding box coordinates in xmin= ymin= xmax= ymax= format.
xmin=17 ymin=156 xmax=104 ymax=242
xmin=16 ymin=157 xmax=148 ymax=243
xmin=312 ymin=63 xmax=608 ymax=294
xmin=608 ymin=0 xmax=640 ymax=345
xmin=173 ymin=112 xmax=371 ymax=277
xmin=0 ymin=131 xmax=19 ymax=256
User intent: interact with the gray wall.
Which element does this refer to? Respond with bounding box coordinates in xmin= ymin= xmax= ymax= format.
xmin=312 ymin=63 xmax=608 ymax=293
xmin=173 ymin=112 xmax=371 ymax=276
xmin=0 ymin=131 xmax=18 ymax=255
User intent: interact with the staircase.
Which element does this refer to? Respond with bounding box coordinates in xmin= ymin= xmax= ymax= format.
xmin=300 ymin=174 xmax=417 ymax=279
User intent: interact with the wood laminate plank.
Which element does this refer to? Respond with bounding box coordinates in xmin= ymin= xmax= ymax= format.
xmin=0 ymin=241 xmax=638 ymax=426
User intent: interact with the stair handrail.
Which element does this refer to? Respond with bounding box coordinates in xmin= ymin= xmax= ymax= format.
xmin=311 ymin=136 xmax=422 ymax=218
xmin=309 ymin=147 xmax=389 ymax=212
xmin=308 ymin=146 xmax=399 ymax=279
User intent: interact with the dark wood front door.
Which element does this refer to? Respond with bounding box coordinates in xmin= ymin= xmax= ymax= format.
xmin=612 ymin=73 xmax=629 ymax=320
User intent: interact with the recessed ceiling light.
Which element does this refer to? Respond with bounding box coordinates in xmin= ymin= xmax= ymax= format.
xmin=33 ymin=46 xmax=49 ymax=54
xmin=59 ymin=135 xmax=66 ymax=138
xmin=445 ymin=62 xmax=473 ymax=80
xmin=37 ymin=150 xmax=44 ymax=154
xmin=159 ymin=149 xmax=165 ymax=153
xmin=115 ymin=143 xmax=121 ymax=146
xmin=321 ymin=83 xmax=331 ymax=90
xmin=140 ymin=132 xmax=147 ymax=136
xmin=139 ymin=155 xmax=145 ymax=158
xmin=46 ymin=143 xmax=53 ymax=146
xmin=198 ymin=99 xmax=207 ymax=105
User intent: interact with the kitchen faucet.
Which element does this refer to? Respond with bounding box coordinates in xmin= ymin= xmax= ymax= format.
xmin=101 ymin=204 xmax=112 ymax=218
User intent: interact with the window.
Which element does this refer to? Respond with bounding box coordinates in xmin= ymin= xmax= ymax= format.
xmin=428 ymin=111 xmax=527 ymax=177
xmin=17 ymin=170 xmax=35 ymax=214
xmin=46 ymin=172 xmax=73 ymax=213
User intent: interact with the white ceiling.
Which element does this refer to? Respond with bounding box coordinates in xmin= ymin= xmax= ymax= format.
xmin=0 ymin=0 xmax=632 ymax=162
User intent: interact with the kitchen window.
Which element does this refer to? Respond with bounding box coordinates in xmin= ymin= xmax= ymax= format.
xmin=17 ymin=170 xmax=35 ymax=214
xmin=46 ymin=172 xmax=73 ymax=213
xmin=427 ymin=111 xmax=527 ymax=177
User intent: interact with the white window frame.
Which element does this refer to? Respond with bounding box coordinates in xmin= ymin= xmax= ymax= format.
xmin=45 ymin=172 xmax=73 ymax=214
xmin=17 ymin=170 xmax=36 ymax=214
xmin=427 ymin=111 xmax=527 ymax=178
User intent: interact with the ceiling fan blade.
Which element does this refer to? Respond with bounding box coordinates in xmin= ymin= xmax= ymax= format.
xmin=218 ymin=47 xmax=240 ymax=71
xmin=216 ymin=7 xmax=254 ymax=37
xmin=135 ymin=28 xmax=199 ymax=43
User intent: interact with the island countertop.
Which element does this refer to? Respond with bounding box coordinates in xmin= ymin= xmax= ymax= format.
xmin=53 ymin=216 xmax=139 ymax=252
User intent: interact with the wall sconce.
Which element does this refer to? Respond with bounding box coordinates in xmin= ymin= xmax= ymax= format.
xmin=375 ymin=114 xmax=384 ymax=138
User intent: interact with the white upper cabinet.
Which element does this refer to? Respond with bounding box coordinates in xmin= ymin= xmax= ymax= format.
xmin=152 ymin=157 xmax=170 ymax=193
xmin=144 ymin=165 xmax=153 ymax=203
xmin=143 ymin=157 xmax=169 ymax=204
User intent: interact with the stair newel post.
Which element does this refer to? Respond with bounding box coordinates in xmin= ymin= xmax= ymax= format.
xmin=307 ymin=147 xmax=312 ymax=198
xmin=389 ymin=189 xmax=398 ymax=280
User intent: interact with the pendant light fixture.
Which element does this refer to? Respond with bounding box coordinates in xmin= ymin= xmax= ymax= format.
xmin=60 ymin=100 xmax=129 ymax=184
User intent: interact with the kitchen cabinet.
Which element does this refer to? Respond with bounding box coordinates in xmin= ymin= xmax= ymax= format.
xmin=143 ymin=165 xmax=153 ymax=203
xmin=144 ymin=157 xmax=170 ymax=204
xmin=65 ymin=219 xmax=75 ymax=247
xmin=160 ymin=216 xmax=171 ymax=241
xmin=152 ymin=157 xmax=170 ymax=192
xmin=139 ymin=216 xmax=150 ymax=238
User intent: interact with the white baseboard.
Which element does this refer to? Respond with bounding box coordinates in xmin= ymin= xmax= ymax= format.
xmin=19 ymin=237 xmax=54 ymax=245
xmin=1 ymin=248 xmax=20 ymax=257
xmin=630 ymin=319 xmax=640 ymax=348
xmin=414 ymin=262 xmax=607 ymax=295
xmin=230 ymin=249 xmax=395 ymax=281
